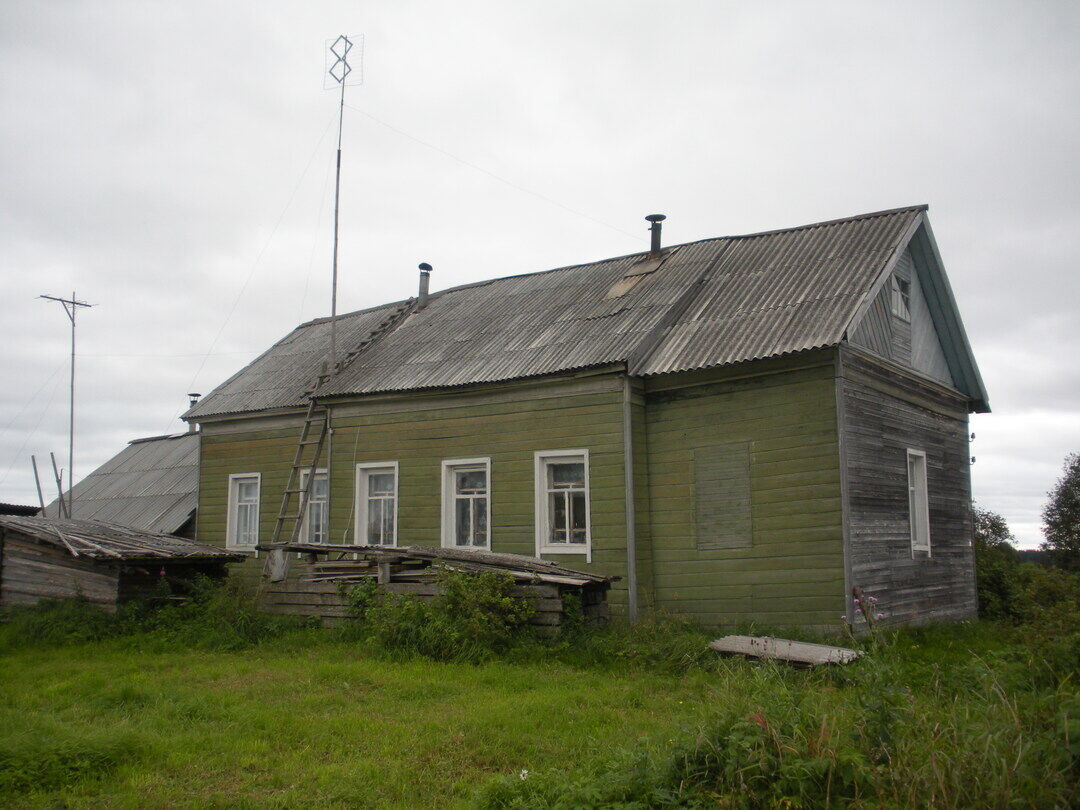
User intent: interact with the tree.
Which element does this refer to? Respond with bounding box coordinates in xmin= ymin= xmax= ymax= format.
xmin=1041 ymin=452 xmax=1080 ymax=571
xmin=973 ymin=504 xmax=1019 ymax=619
xmin=975 ymin=506 xmax=1018 ymax=554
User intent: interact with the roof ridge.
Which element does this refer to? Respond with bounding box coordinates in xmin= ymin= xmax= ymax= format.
xmin=725 ymin=204 xmax=928 ymax=241
xmin=128 ymin=432 xmax=194 ymax=445
xmin=290 ymin=206 xmax=927 ymax=333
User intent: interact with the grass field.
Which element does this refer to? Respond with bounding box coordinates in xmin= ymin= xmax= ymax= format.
xmin=1 ymin=635 xmax=728 ymax=807
xmin=1 ymin=592 xmax=1076 ymax=808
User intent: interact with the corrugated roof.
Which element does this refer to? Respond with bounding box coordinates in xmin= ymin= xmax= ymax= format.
xmin=189 ymin=205 xmax=934 ymax=417
xmin=43 ymin=432 xmax=198 ymax=534
xmin=185 ymin=304 xmax=407 ymax=418
xmin=638 ymin=207 xmax=920 ymax=375
xmin=0 ymin=515 xmax=243 ymax=561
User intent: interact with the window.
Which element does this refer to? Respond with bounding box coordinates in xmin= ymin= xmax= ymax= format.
xmin=355 ymin=462 xmax=397 ymax=546
xmin=299 ymin=469 xmax=329 ymax=544
xmin=907 ymin=449 xmax=931 ymax=555
xmin=891 ymin=275 xmax=911 ymax=321
xmin=226 ymin=473 xmax=260 ymax=550
xmin=694 ymin=442 xmax=752 ymax=550
xmin=442 ymin=458 xmax=491 ymax=549
xmin=534 ymin=450 xmax=591 ymax=559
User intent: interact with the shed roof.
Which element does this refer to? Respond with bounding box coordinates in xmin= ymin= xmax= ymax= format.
xmin=43 ymin=432 xmax=198 ymax=533
xmin=188 ymin=205 xmax=986 ymax=418
xmin=0 ymin=516 xmax=243 ymax=561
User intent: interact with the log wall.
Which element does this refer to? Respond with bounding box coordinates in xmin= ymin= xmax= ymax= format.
xmin=0 ymin=532 xmax=120 ymax=611
xmin=258 ymin=563 xmax=609 ymax=633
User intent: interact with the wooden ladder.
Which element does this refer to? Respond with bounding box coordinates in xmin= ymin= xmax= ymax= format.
xmin=270 ymin=393 xmax=330 ymax=546
xmin=268 ymin=301 xmax=414 ymax=551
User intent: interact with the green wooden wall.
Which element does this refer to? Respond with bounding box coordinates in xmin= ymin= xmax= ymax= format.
xmin=197 ymin=355 xmax=847 ymax=626
xmin=197 ymin=375 xmax=638 ymax=609
xmin=642 ymin=353 xmax=845 ymax=627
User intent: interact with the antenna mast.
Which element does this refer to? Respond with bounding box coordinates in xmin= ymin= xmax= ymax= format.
xmin=39 ymin=292 xmax=92 ymax=518
xmin=326 ymin=34 xmax=357 ymax=368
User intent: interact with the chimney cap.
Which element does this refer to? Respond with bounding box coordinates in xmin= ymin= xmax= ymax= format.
xmin=418 ymin=262 xmax=432 ymax=273
xmin=645 ymin=214 xmax=667 ymax=223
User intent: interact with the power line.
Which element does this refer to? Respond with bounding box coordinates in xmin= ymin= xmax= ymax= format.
xmin=297 ymin=146 xmax=337 ymax=322
xmin=80 ymin=351 xmax=260 ymax=358
xmin=0 ymin=366 xmax=67 ymax=489
xmin=0 ymin=361 xmax=65 ymax=442
xmin=343 ymin=103 xmax=645 ymax=243
xmin=160 ymin=114 xmax=337 ymax=433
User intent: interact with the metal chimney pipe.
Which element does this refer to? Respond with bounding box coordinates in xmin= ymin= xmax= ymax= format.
xmin=417 ymin=263 xmax=432 ymax=310
xmin=646 ymin=214 xmax=666 ymax=256
xmin=187 ymin=393 xmax=201 ymax=433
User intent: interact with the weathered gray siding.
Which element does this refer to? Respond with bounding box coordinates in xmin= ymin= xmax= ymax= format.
xmin=0 ymin=533 xmax=121 ymax=611
xmin=849 ymin=248 xmax=954 ymax=388
xmin=849 ymin=284 xmax=893 ymax=358
xmin=890 ymin=250 xmax=914 ymax=364
xmin=908 ymin=260 xmax=953 ymax=385
xmin=838 ymin=346 xmax=976 ymax=624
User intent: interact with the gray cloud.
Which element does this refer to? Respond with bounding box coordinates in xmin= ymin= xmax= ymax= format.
xmin=2 ymin=0 xmax=1077 ymax=547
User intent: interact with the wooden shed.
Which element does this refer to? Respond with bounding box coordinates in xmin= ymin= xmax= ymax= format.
xmin=0 ymin=516 xmax=244 ymax=612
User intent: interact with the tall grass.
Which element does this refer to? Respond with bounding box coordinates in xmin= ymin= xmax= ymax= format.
xmin=479 ymin=624 xmax=1080 ymax=809
xmin=0 ymin=576 xmax=311 ymax=654
xmin=1 ymin=576 xmax=1075 ymax=807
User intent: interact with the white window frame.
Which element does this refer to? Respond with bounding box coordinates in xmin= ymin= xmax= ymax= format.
xmin=891 ymin=275 xmax=912 ymax=321
xmin=355 ymin=461 xmax=399 ymax=547
xmin=906 ymin=449 xmax=931 ymax=556
xmin=226 ymin=472 xmax=261 ymax=551
xmin=534 ymin=449 xmax=591 ymax=561
xmin=441 ymin=457 xmax=492 ymax=550
xmin=299 ymin=468 xmax=329 ymax=545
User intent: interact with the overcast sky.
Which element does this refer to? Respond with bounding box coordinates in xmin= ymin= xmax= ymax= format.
xmin=2 ymin=1 xmax=1077 ymax=547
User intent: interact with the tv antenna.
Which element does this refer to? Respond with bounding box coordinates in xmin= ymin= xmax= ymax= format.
xmin=39 ymin=291 xmax=93 ymax=518
xmin=325 ymin=34 xmax=363 ymax=368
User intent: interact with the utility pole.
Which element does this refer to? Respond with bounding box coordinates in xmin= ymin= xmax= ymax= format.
xmin=40 ymin=292 xmax=92 ymax=517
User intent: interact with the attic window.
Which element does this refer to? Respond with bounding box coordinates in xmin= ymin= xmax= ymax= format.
xmin=891 ymin=276 xmax=911 ymax=321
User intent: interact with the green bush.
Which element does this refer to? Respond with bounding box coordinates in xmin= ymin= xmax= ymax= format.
xmin=341 ymin=569 xmax=535 ymax=662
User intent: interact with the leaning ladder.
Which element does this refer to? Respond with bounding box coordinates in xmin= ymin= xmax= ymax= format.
xmin=268 ymin=301 xmax=414 ymax=551
xmin=270 ymin=393 xmax=329 ymax=546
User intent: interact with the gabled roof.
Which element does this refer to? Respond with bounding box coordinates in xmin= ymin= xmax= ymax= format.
xmin=43 ymin=432 xmax=198 ymax=534
xmin=188 ymin=205 xmax=987 ymax=418
xmin=0 ymin=515 xmax=242 ymax=561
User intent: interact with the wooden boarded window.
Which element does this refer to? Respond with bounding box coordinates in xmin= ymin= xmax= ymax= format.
xmin=694 ymin=442 xmax=752 ymax=550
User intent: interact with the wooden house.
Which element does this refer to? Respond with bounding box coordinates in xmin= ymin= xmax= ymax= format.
xmin=184 ymin=205 xmax=988 ymax=629
xmin=0 ymin=515 xmax=243 ymax=611
xmin=43 ymin=432 xmax=199 ymax=538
